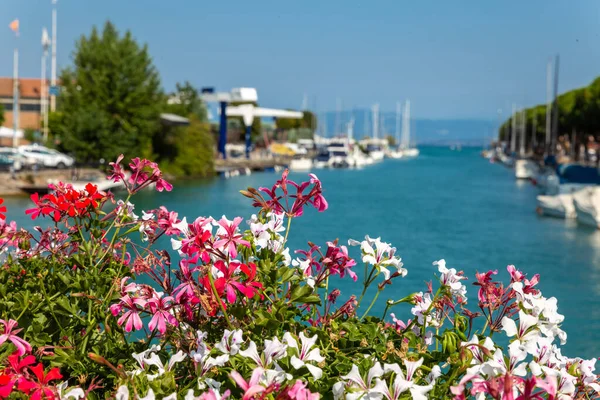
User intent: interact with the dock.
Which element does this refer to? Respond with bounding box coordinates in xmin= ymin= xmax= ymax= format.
xmin=214 ymin=157 xmax=291 ymax=174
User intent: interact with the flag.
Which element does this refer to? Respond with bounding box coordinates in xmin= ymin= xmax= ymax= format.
xmin=9 ymin=19 xmax=19 ymax=35
xmin=42 ymin=27 xmax=50 ymax=48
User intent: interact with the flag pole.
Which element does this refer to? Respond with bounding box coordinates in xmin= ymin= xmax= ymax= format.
xmin=50 ymin=0 xmax=58 ymax=112
xmin=42 ymin=28 xmax=50 ymax=142
xmin=12 ymin=47 xmax=19 ymax=148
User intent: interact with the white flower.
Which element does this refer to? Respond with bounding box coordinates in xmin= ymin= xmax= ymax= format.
xmin=249 ymin=218 xmax=270 ymax=249
xmin=144 ymin=350 xmax=187 ymax=381
xmin=501 ymin=311 xmax=540 ymax=350
xmin=461 ymin=335 xmax=495 ymax=366
xmin=282 ymin=332 xmax=325 ymax=380
xmin=117 ymin=200 xmax=138 ymax=221
xmin=481 ymin=341 xmax=527 ymax=377
xmin=191 ymin=333 xmax=229 ymax=376
xmin=292 ymin=258 xmax=316 ymax=287
xmin=215 ymin=329 xmax=244 ymax=356
xmin=239 ymin=337 xmax=288 ymax=369
xmin=348 ymin=236 xmax=405 ymax=280
xmin=116 ymin=386 xmax=129 ymax=400
xmin=57 ymin=382 xmax=85 ymax=400
xmin=374 ymin=359 xmax=433 ymax=400
xmin=138 ymin=389 xmax=155 ymax=400
xmin=434 ymin=259 xmax=467 ymax=302
xmin=339 ymin=362 xmax=384 ymax=400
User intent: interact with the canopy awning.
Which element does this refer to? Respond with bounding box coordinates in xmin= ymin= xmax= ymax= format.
xmin=160 ymin=113 xmax=190 ymax=126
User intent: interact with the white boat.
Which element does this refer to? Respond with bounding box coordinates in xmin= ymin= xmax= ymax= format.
xmin=387 ymin=102 xmax=404 ymax=159
xmin=536 ymin=193 xmax=576 ymax=219
xmin=398 ymin=100 xmax=419 ymax=158
xmin=573 ymin=188 xmax=600 ymax=229
xmin=289 ymin=157 xmax=313 ymax=171
xmin=515 ymin=159 xmax=539 ymax=180
xmin=327 ymin=139 xmax=351 ymax=168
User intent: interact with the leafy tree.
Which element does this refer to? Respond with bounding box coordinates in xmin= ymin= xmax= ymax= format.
xmin=0 ymin=103 xmax=4 ymax=126
xmin=51 ymin=21 xmax=163 ymax=163
xmin=168 ymin=117 xmax=215 ymax=177
xmin=275 ymin=110 xmax=317 ymax=132
xmin=164 ymin=81 xmax=208 ymax=122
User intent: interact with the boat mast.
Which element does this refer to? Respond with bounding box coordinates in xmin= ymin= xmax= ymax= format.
xmin=519 ymin=108 xmax=526 ymax=157
xmin=510 ymin=104 xmax=517 ymax=154
xmin=531 ymin=112 xmax=537 ymax=152
xmin=401 ymin=100 xmax=410 ymax=149
xmin=395 ymin=102 xmax=401 ymax=147
xmin=544 ymin=59 xmax=553 ymax=156
xmin=372 ymin=103 xmax=379 ymax=140
xmin=550 ymin=55 xmax=560 ymax=156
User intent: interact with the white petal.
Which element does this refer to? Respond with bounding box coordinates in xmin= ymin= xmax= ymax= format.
xmin=341 ymin=365 xmax=366 ymax=389
xmin=305 ymin=363 xmax=323 ymax=380
xmin=290 ymin=355 xmax=305 ymax=370
xmin=501 ymin=316 xmax=518 ymax=338
xmin=138 ymin=389 xmax=155 ymax=400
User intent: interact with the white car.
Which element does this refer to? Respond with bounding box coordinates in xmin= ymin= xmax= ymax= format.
xmin=0 ymin=147 xmax=39 ymax=171
xmin=18 ymin=145 xmax=75 ymax=169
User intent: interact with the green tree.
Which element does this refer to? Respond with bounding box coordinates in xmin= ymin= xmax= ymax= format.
xmin=170 ymin=117 xmax=215 ymax=177
xmin=164 ymin=81 xmax=208 ymax=122
xmin=51 ymin=21 xmax=163 ymax=163
xmin=0 ymin=103 xmax=4 ymax=126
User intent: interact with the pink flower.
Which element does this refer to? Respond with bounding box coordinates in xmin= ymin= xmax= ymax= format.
xmin=107 ymin=154 xmax=125 ymax=183
xmin=129 ymin=157 xmax=151 ymax=185
xmin=286 ymin=380 xmax=319 ymax=400
xmin=157 ymin=206 xmax=180 ymax=236
xmin=113 ymin=295 xmax=146 ymax=332
xmin=147 ymin=293 xmax=178 ymax=335
xmin=230 ymin=369 xmax=267 ymax=400
xmin=0 ymin=320 xmax=32 ymax=356
xmin=155 ymin=178 xmax=173 ymax=192
xmin=213 ymin=216 xmax=250 ymax=259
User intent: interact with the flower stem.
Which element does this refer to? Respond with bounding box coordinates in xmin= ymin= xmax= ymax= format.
xmin=207 ymin=269 xmax=234 ymax=330
xmin=360 ymin=288 xmax=382 ymax=321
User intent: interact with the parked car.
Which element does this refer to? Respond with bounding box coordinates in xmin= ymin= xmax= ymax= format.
xmin=0 ymin=154 xmax=13 ymax=172
xmin=18 ymin=145 xmax=75 ymax=169
xmin=0 ymin=147 xmax=39 ymax=171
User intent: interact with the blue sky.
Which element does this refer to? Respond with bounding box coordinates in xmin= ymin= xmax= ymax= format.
xmin=2 ymin=0 xmax=599 ymax=119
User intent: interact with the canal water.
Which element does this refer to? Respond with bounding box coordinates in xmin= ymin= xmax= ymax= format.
xmin=4 ymin=147 xmax=600 ymax=357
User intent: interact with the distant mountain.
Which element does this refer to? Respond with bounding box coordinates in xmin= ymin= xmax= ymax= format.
xmin=316 ymin=109 xmax=496 ymax=146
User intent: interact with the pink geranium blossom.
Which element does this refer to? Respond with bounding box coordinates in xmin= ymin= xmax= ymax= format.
xmin=147 ymin=292 xmax=178 ymax=335
xmin=0 ymin=320 xmax=32 ymax=356
xmin=213 ymin=216 xmax=250 ymax=259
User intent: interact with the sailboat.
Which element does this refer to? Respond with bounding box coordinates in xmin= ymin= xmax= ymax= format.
xmin=388 ymin=102 xmax=404 ymax=159
xmin=361 ymin=104 xmax=385 ymax=162
xmin=515 ymin=108 xmax=539 ymax=179
xmin=400 ymin=100 xmax=419 ymax=158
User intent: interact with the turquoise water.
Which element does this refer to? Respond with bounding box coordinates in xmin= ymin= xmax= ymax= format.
xmin=4 ymin=147 xmax=600 ymax=357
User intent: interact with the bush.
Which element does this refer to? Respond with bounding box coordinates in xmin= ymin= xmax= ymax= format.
xmin=0 ymin=159 xmax=598 ymax=399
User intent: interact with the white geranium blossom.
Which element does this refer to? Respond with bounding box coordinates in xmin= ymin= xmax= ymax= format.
xmin=348 ymin=235 xmax=406 ymax=280
xmin=434 ymin=259 xmax=467 ymax=302
xmin=215 ymin=329 xmax=244 ymax=356
xmin=282 ymin=331 xmax=325 ymax=380
xmin=239 ymin=337 xmax=288 ymax=369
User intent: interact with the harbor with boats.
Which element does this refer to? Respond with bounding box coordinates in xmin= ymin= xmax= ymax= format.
xmin=485 ymin=55 xmax=600 ymax=230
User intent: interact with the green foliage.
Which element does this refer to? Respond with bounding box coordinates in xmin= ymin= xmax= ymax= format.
xmin=164 ymin=81 xmax=208 ymax=122
xmin=0 ymin=251 xmax=133 ymax=392
xmin=386 ymin=134 xmax=396 ymax=146
xmin=275 ymin=110 xmax=317 ymax=132
xmin=161 ymin=117 xmax=215 ymax=177
xmin=52 ymin=21 xmax=162 ymax=163
xmin=499 ymin=75 xmax=600 ymax=153
xmin=0 ymin=103 xmax=4 ymax=126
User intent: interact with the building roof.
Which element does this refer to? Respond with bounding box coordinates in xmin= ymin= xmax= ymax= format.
xmin=0 ymin=77 xmax=50 ymax=99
